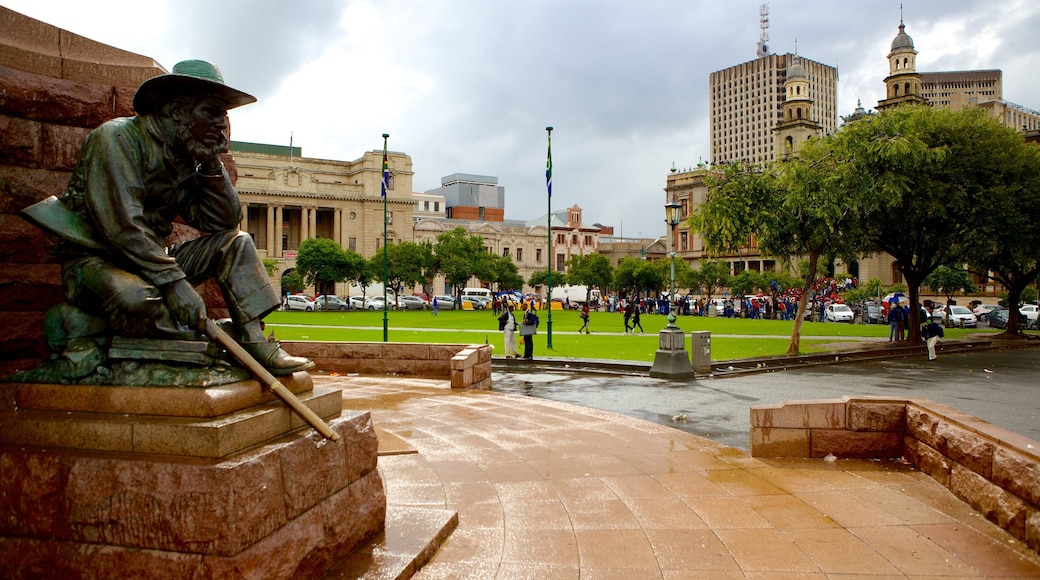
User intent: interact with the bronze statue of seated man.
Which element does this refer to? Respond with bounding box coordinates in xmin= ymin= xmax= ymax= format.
xmin=26 ymin=60 xmax=312 ymax=377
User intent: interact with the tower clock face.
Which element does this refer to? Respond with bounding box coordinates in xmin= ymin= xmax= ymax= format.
xmin=349 ymin=212 xmax=357 ymax=220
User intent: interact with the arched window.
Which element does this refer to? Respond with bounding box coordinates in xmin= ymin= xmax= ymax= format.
xmin=903 ymin=57 xmax=909 ymax=69
xmin=890 ymin=262 xmax=903 ymax=284
xmin=894 ymin=84 xmax=900 ymax=97
xmin=796 ymin=86 xmax=801 ymax=96
xmin=904 ymin=82 xmax=911 ymax=95
xmin=797 ymin=108 xmax=802 ymax=119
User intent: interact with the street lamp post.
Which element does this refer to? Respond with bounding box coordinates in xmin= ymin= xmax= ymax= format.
xmin=665 ymin=200 xmax=681 ymax=328
xmin=381 ymin=133 xmax=389 ymax=343
xmin=649 ymin=199 xmax=696 ymax=379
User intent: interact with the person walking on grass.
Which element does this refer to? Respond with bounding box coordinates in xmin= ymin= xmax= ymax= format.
xmin=578 ymin=303 xmax=590 ymax=334
xmin=631 ymin=306 xmax=645 ymax=333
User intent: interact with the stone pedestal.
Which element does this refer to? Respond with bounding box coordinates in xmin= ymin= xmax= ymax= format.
xmin=0 ymin=373 xmax=386 ymax=579
xmin=649 ymin=327 xmax=696 ymax=379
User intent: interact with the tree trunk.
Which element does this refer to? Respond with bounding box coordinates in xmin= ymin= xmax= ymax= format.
xmin=787 ymin=253 xmax=819 ymax=354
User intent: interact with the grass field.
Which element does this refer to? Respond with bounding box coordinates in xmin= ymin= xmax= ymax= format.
xmin=263 ymin=308 xmax=1000 ymax=363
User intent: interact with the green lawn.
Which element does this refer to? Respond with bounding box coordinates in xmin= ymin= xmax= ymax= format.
xmin=263 ymin=308 xmax=1001 ymax=363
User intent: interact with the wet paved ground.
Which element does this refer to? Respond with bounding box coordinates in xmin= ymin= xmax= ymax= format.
xmin=492 ymin=347 xmax=1040 ymax=451
xmin=326 ymin=359 xmax=1040 ymax=578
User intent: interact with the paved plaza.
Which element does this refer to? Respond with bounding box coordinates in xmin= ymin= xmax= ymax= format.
xmin=322 ymin=346 xmax=1040 ymax=578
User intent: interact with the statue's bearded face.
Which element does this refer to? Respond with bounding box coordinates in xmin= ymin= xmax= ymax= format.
xmin=168 ymin=96 xmax=229 ymax=165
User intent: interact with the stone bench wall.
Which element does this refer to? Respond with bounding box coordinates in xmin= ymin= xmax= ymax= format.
xmin=281 ymin=341 xmax=492 ymax=390
xmin=750 ymin=396 xmax=1040 ymax=552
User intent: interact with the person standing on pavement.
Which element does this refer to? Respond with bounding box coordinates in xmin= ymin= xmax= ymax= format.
xmin=888 ymin=301 xmax=903 ymax=342
xmin=521 ymin=307 xmax=539 ymax=360
xmin=498 ymin=304 xmax=521 ymax=358
xmin=922 ymin=317 xmax=944 ymax=360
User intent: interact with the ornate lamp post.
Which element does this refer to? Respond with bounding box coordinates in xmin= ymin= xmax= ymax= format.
xmin=649 ymin=199 xmax=696 ymax=379
xmin=665 ymin=200 xmax=682 ymax=328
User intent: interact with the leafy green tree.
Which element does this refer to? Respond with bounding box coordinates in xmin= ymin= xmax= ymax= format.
xmin=839 ymin=106 xmax=1013 ymax=342
xmin=295 ymin=238 xmax=351 ymax=295
xmin=280 ymin=269 xmax=304 ymax=295
xmin=371 ymin=241 xmax=429 ymax=308
xmin=564 ymin=253 xmax=614 ymax=301
xmin=262 ymin=258 xmax=279 ymax=277
xmin=693 ymin=146 xmax=863 ymax=353
xmin=924 ymin=266 xmax=978 ymax=305
xmin=729 ymin=270 xmax=767 ymax=297
xmin=434 ymin=227 xmax=490 ymax=304
xmin=528 ymin=269 xmax=566 ymax=290
xmin=963 ymin=132 xmax=1040 ymax=334
xmin=612 ymin=258 xmax=663 ymax=299
xmin=695 ymin=260 xmax=732 ymax=300
xmin=487 ymin=253 xmax=524 ymax=293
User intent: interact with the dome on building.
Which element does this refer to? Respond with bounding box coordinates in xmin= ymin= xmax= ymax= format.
xmin=890 ymin=21 xmax=914 ymax=51
xmin=787 ymin=57 xmax=807 ymax=81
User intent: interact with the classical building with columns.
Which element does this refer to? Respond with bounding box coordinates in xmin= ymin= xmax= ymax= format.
xmin=230 ymin=141 xmax=415 ymax=295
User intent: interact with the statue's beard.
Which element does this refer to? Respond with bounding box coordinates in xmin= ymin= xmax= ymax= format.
xmin=176 ymin=122 xmax=227 ymax=166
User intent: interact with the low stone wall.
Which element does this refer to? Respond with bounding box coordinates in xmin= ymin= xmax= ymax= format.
xmin=750 ymin=396 xmax=1040 ymax=552
xmin=282 ymin=342 xmax=492 ymax=390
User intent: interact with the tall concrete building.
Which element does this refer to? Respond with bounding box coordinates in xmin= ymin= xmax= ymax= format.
xmin=709 ymin=53 xmax=838 ymax=165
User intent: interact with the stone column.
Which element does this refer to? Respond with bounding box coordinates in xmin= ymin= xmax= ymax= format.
xmin=299 ymin=208 xmax=309 ymax=244
xmin=273 ymin=205 xmax=283 ymax=258
xmin=309 ymin=206 xmax=318 ymax=241
xmin=240 ymin=201 xmax=248 ymax=231
xmin=266 ymin=204 xmax=275 ymax=255
xmin=334 ymin=209 xmax=342 ymax=246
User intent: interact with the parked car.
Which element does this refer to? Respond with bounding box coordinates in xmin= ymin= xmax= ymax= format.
xmin=864 ymin=304 xmax=884 ymax=324
xmin=316 ymin=295 xmax=349 ymax=311
xmin=349 ymin=296 xmax=367 ymax=310
xmin=986 ymin=308 xmax=1009 ymax=329
xmin=943 ymin=305 xmax=978 ymax=328
xmin=823 ymin=303 xmax=855 ymax=323
xmin=973 ymin=303 xmax=998 ymax=318
xmin=365 ymin=297 xmax=396 ymax=311
xmin=461 ymin=296 xmax=487 ymax=310
xmin=399 ymin=295 xmax=428 ymax=310
xmin=284 ymin=295 xmax=316 ymax=312
xmin=1020 ymin=304 xmax=1039 ymax=326
xmin=434 ymin=295 xmax=456 ymax=309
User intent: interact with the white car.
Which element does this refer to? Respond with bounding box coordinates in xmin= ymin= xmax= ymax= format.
xmin=365 ymin=297 xmax=396 ymax=311
xmin=399 ymin=295 xmax=428 ymax=310
xmin=284 ymin=295 xmax=316 ymax=312
xmin=943 ymin=305 xmax=978 ymax=328
xmin=823 ymin=303 xmax=854 ymax=323
xmin=434 ymin=295 xmax=456 ymax=309
xmin=1020 ymin=304 xmax=1039 ymax=323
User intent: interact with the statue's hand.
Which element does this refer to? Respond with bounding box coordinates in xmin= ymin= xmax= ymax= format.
xmin=163 ymin=278 xmax=206 ymax=329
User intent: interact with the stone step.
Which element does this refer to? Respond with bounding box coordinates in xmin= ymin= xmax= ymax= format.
xmin=0 ymin=385 xmax=343 ymax=458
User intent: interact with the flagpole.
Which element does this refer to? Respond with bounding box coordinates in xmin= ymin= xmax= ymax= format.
xmin=381 ymin=133 xmax=390 ymax=343
xmin=545 ymin=126 xmax=553 ymax=350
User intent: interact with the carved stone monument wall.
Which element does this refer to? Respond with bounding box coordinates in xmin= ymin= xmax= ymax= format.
xmin=0 ymin=6 xmax=170 ymax=375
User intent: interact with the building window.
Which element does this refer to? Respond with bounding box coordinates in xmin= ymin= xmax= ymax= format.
xmin=434 ymin=202 xmax=439 ymax=211
xmin=423 ymin=201 xmax=429 ymax=211
xmin=556 ymin=233 xmax=565 ymax=244
xmin=385 ymin=212 xmax=393 ymax=225
xmin=680 ymin=231 xmax=688 ymax=251
xmin=572 ymin=234 xmax=578 ymax=245
xmin=536 ymin=248 xmax=542 ymax=262
xmin=348 ymin=237 xmax=357 ymax=251
xmin=584 ymin=235 xmax=592 ymax=245
xmin=556 ymin=254 xmax=565 ymax=271
xmin=516 ymin=248 xmax=523 ymax=262
xmin=503 ymin=247 xmax=510 ymax=257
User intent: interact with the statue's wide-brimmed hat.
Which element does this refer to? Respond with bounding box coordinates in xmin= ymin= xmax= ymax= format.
xmin=133 ymin=60 xmax=256 ymax=115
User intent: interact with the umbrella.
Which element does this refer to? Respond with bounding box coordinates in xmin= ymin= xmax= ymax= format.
xmin=883 ymin=292 xmax=908 ymax=305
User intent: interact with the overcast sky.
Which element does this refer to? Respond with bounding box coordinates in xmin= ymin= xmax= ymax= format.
xmin=5 ymin=0 xmax=1039 ymax=239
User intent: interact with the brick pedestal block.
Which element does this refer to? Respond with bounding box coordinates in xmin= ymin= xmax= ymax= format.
xmin=0 ymin=412 xmax=386 ymax=579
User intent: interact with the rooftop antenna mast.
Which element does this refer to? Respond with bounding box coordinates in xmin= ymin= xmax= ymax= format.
xmin=757 ymin=3 xmax=770 ymax=58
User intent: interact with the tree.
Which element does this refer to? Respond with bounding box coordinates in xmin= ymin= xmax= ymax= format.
xmin=924 ymin=266 xmax=978 ymax=305
xmin=564 ymin=253 xmax=614 ymax=301
xmin=528 ymin=269 xmax=566 ymax=290
xmin=486 ymin=253 xmax=524 ymax=293
xmin=694 ymin=260 xmax=732 ymax=300
xmin=295 ymin=238 xmax=351 ymax=295
xmin=839 ymin=106 xmax=1012 ymax=343
xmin=693 ymin=144 xmax=863 ymax=353
xmin=729 ymin=270 xmax=767 ymax=297
xmin=963 ymin=131 xmax=1040 ymax=335
xmin=612 ymin=258 xmax=663 ymax=299
xmin=434 ymin=227 xmax=490 ymax=304
xmin=371 ymin=241 xmax=429 ymax=308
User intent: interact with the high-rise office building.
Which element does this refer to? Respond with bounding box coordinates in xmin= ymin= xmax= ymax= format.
xmin=709 ymin=53 xmax=838 ymax=165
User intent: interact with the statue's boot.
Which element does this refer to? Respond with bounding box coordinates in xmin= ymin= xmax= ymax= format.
xmin=240 ymin=339 xmax=315 ymax=376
